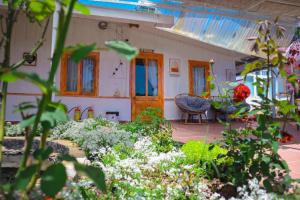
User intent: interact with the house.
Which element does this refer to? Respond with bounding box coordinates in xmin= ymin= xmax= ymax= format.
xmin=2 ymin=0 xmax=298 ymax=122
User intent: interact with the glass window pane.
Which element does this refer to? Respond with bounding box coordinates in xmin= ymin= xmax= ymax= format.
xmin=66 ymin=57 xmax=78 ymax=92
xmin=135 ymin=58 xmax=146 ymax=96
xmin=193 ymin=66 xmax=206 ymax=96
xmin=82 ymin=57 xmax=95 ymax=93
xmin=148 ymin=59 xmax=158 ymax=96
xmin=245 ymin=76 xmax=254 ymax=97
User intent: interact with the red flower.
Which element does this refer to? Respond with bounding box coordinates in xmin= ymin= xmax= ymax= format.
xmin=233 ymin=84 xmax=250 ymax=102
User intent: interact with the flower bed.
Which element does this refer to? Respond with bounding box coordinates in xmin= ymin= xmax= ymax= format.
xmin=51 ymin=118 xmax=282 ymax=200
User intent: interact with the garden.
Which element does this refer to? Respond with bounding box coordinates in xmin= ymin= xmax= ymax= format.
xmin=4 ymin=108 xmax=299 ymax=199
xmin=0 ymin=0 xmax=300 ymax=199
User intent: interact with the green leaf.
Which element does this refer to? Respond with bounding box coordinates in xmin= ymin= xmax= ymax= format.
xmin=0 ymin=72 xmax=18 ymax=82
xmin=241 ymin=61 xmax=263 ymax=76
xmin=279 ymin=67 xmax=287 ymax=77
xmin=272 ymin=57 xmax=279 ymax=66
xmin=0 ymin=71 xmax=49 ymax=93
xmin=74 ymin=2 xmax=90 ymax=15
xmin=19 ymin=115 xmax=36 ymax=129
xmin=207 ymin=75 xmax=214 ymax=81
xmin=14 ymin=165 xmax=38 ymax=190
xmin=275 ymin=100 xmax=297 ymax=115
xmin=201 ymin=91 xmax=209 ymax=97
xmin=271 ymin=141 xmax=279 ymax=153
xmin=67 ymin=43 xmax=97 ymax=63
xmin=40 ymin=108 xmax=68 ymax=129
xmin=75 ymin=164 xmax=106 ymax=192
xmin=262 ymin=155 xmax=271 ymax=163
xmin=287 ymin=74 xmax=298 ymax=83
xmin=27 ymin=0 xmax=55 ymax=22
xmin=58 ymin=154 xmax=77 ymax=162
xmin=263 ymin=179 xmax=273 ymax=192
xmin=41 ymin=163 xmax=67 ymax=197
xmin=211 ymin=101 xmax=222 ymax=109
xmin=12 ymin=0 xmax=23 ymax=9
xmin=105 ymin=40 xmax=138 ymax=61
xmin=33 ymin=147 xmax=53 ymax=161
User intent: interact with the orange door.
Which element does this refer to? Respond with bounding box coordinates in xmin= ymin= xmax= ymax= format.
xmin=131 ymin=53 xmax=164 ymax=120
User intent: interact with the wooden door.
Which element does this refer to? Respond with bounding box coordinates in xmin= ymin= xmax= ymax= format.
xmin=131 ymin=53 xmax=164 ymax=120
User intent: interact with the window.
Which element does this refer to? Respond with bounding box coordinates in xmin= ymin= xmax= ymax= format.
xmin=135 ymin=58 xmax=159 ymax=97
xmin=60 ymin=52 xmax=99 ymax=96
xmin=189 ymin=60 xmax=210 ymax=97
xmin=239 ymin=69 xmax=286 ymax=100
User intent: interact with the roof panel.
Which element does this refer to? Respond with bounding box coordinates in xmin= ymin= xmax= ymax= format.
xmin=163 ymin=13 xmax=296 ymax=57
xmin=81 ymin=0 xmax=298 ymax=56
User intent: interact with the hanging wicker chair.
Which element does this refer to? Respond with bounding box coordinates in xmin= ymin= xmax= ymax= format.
xmin=175 ymin=93 xmax=211 ymax=124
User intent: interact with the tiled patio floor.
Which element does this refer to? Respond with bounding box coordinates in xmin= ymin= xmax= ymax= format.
xmin=171 ymin=121 xmax=300 ymax=179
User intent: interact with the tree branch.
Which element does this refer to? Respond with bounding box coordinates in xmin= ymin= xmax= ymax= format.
xmin=10 ymin=17 xmax=50 ymax=71
xmin=0 ymin=14 xmax=5 ymax=35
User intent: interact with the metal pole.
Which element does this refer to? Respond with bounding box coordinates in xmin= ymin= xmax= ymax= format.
xmin=51 ymin=3 xmax=60 ymax=101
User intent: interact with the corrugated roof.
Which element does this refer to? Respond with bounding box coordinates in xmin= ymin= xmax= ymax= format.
xmin=160 ymin=12 xmax=296 ymax=57
xmin=81 ymin=0 xmax=298 ymax=56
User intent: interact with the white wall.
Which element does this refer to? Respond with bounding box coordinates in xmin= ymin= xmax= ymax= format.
xmin=7 ymin=15 xmax=53 ymax=93
xmin=5 ymin=15 xmax=244 ymax=121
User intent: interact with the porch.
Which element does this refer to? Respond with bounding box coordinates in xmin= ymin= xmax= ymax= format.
xmin=171 ymin=121 xmax=300 ymax=179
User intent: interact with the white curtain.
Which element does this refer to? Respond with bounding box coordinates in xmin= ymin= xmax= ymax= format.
xmin=148 ymin=60 xmax=158 ymax=96
xmin=193 ymin=67 xmax=206 ymax=96
xmin=66 ymin=58 xmax=77 ymax=92
xmin=82 ymin=58 xmax=94 ymax=92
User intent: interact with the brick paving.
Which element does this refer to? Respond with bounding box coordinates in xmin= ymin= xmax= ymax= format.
xmin=171 ymin=121 xmax=300 ymax=179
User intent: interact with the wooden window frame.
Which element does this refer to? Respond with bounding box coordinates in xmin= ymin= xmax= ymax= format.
xmin=188 ymin=60 xmax=210 ymax=97
xmin=130 ymin=52 xmax=164 ymax=100
xmin=60 ymin=52 xmax=99 ymax=97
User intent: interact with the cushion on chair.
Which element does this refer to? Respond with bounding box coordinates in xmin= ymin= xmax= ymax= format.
xmin=175 ymin=94 xmax=211 ymax=113
xmin=217 ymin=101 xmax=250 ymax=114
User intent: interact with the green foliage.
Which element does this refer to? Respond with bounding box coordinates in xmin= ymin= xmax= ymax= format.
xmin=275 ymin=100 xmax=297 ymax=115
xmin=121 ymin=107 xmax=169 ymax=136
xmin=0 ymin=0 xmax=111 ymax=198
xmin=181 ymin=140 xmax=230 ymax=180
xmin=74 ymin=164 xmax=106 ymax=192
xmin=222 ymin=124 xmax=292 ymax=192
xmin=13 ymin=164 xmax=38 ymax=191
xmin=0 ymin=71 xmax=50 ymax=94
xmin=181 ymin=140 xmax=228 ymax=165
xmin=151 ymin=130 xmax=179 ymax=153
xmin=19 ymin=101 xmax=68 ymax=130
xmin=65 ymin=43 xmax=97 ymax=63
xmin=105 ymin=40 xmax=138 ymax=60
xmin=113 ymin=144 xmax=134 ymax=160
xmin=41 ymin=163 xmax=67 ymax=197
xmin=220 ymin=18 xmax=294 ymax=194
xmin=26 ymin=0 xmax=55 ymax=22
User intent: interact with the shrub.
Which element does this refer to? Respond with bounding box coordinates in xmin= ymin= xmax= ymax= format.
xmin=5 ymin=123 xmax=24 ymax=136
xmin=181 ymin=140 xmax=230 ymax=180
xmin=52 ymin=119 xmax=139 ymax=157
xmin=181 ymin=140 xmax=228 ymax=165
xmin=121 ymin=108 xmax=169 ymax=136
xmin=151 ymin=129 xmax=181 ymax=153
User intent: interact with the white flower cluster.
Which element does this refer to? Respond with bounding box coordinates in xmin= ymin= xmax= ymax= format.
xmin=52 ymin=119 xmax=137 ymax=154
xmin=5 ymin=122 xmax=24 ymax=136
xmin=211 ymin=179 xmax=281 ymax=200
xmin=229 ymin=179 xmax=281 ymax=200
xmin=53 ymin=119 xmax=281 ymax=199
xmin=93 ymin=137 xmax=214 ymax=199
